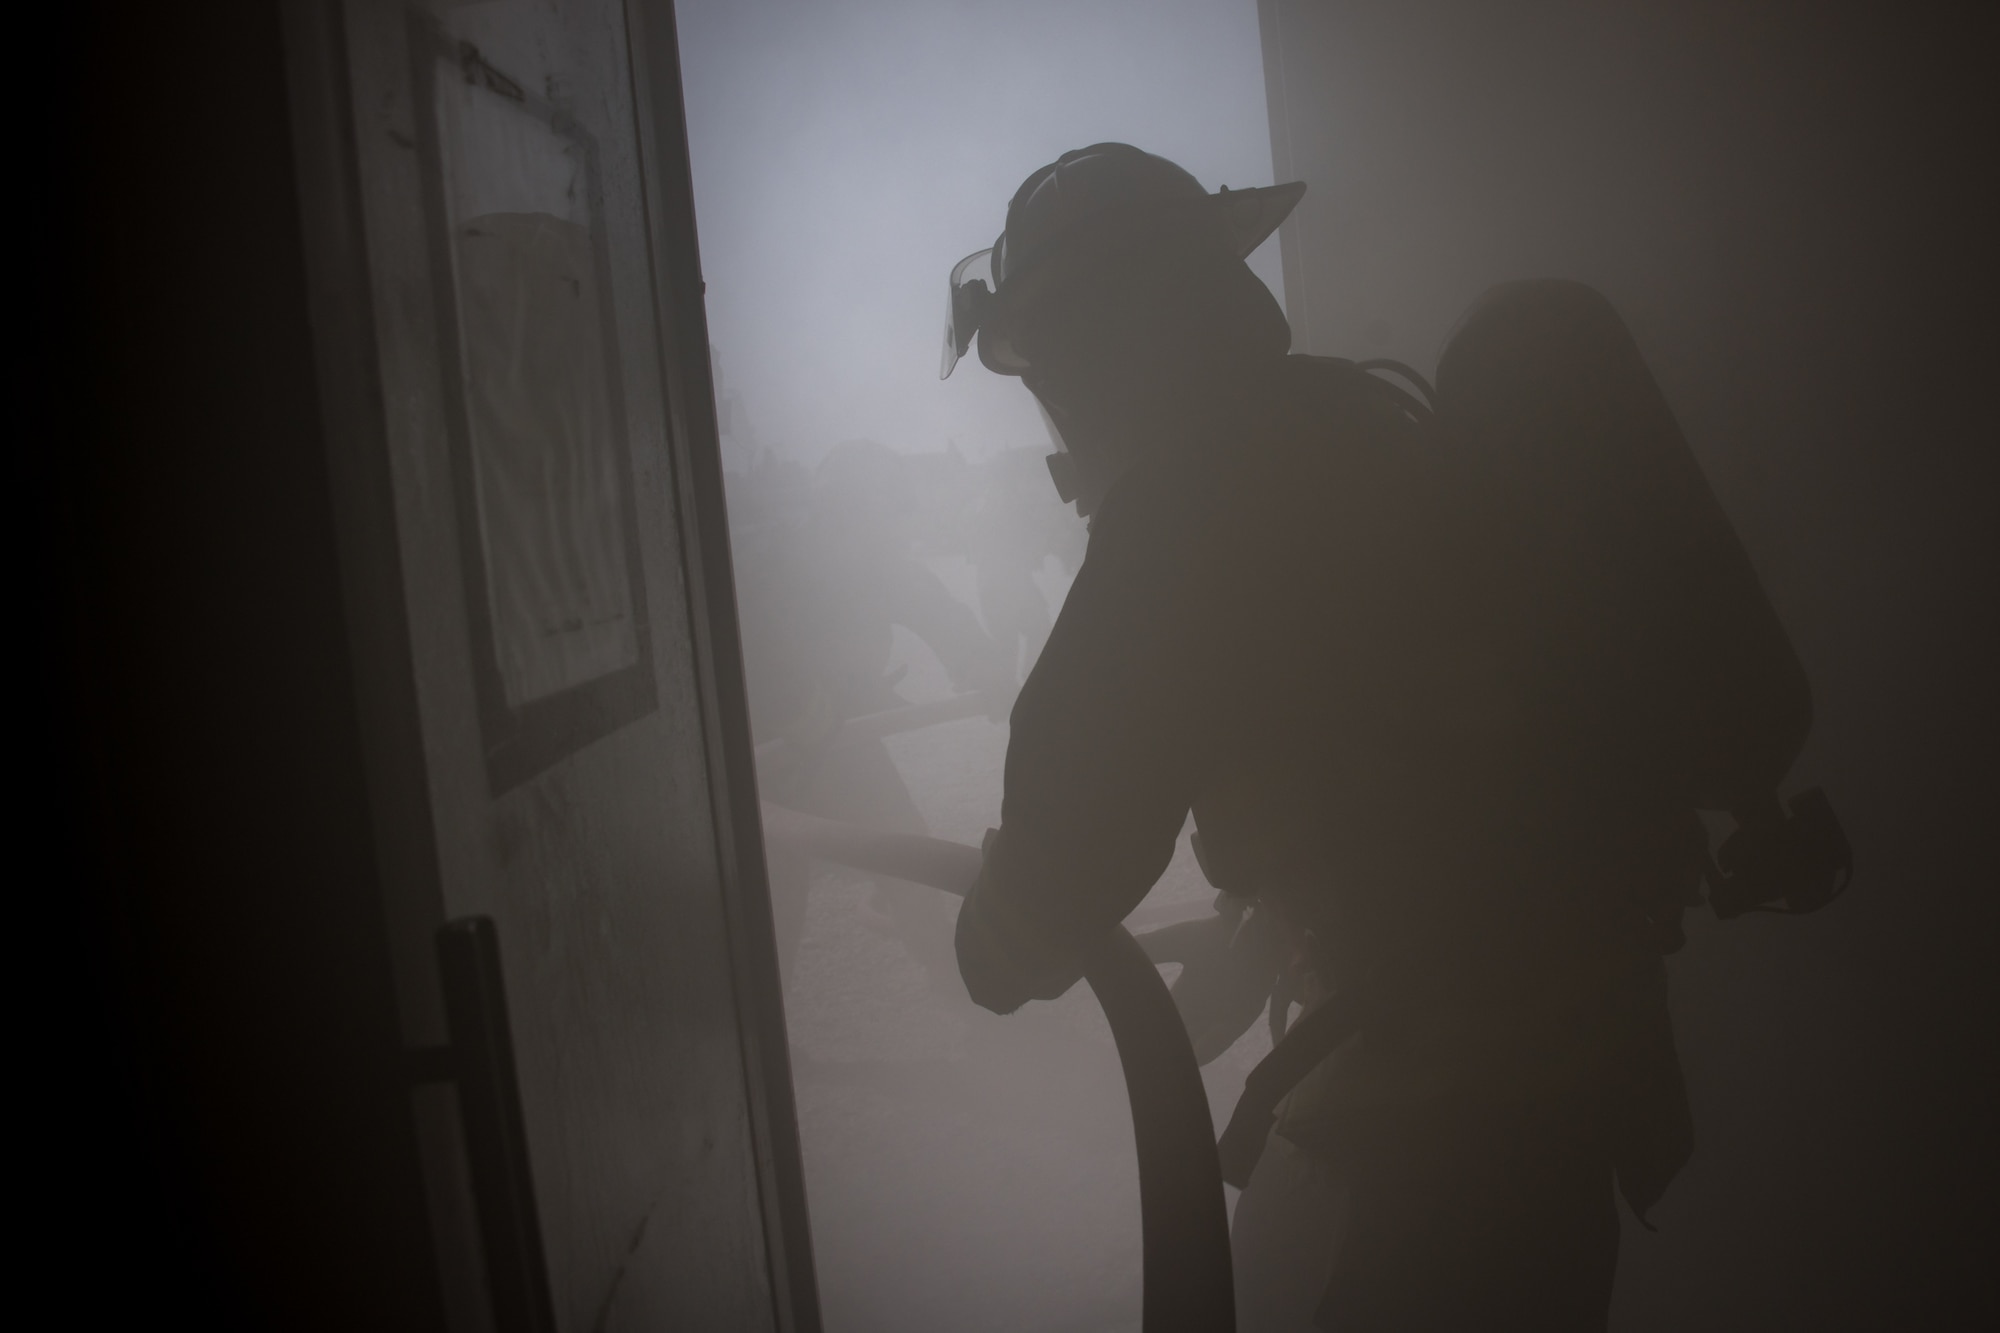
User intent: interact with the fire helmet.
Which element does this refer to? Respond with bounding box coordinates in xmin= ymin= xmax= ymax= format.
xmin=941 ymin=143 xmax=1304 ymax=379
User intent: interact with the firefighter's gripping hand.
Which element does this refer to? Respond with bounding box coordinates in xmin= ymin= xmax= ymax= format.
xmin=955 ymin=830 xmax=1086 ymax=1014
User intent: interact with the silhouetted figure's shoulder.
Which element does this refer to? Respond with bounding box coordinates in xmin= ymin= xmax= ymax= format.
xmin=1086 ymin=353 xmax=1435 ymax=597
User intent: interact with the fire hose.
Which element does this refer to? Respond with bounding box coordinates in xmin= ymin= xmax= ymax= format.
xmin=761 ymin=803 xmax=1237 ymax=1333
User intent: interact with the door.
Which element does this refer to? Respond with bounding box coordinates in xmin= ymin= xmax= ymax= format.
xmin=283 ymin=1 xmax=814 ymax=1327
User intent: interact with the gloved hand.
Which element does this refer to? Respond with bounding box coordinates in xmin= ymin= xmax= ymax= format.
xmin=954 ymin=829 xmax=1085 ymax=1013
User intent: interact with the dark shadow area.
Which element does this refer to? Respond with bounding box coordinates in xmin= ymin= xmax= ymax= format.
xmin=49 ymin=5 xmax=440 ymax=1328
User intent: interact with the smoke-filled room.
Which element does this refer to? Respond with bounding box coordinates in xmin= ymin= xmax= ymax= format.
xmin=52 ymin=3 xmax=1995 ymax=1331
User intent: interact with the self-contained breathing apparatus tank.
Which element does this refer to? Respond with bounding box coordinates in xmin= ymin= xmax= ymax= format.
xmin=1218 ymin=283 xmax=1852 ymax=1190
xmin=1430 ymin=279 xmax=1851 ymax=921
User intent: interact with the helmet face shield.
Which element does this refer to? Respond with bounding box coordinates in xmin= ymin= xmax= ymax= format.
xmin=941 ymin=248 xmax=997 ymax=379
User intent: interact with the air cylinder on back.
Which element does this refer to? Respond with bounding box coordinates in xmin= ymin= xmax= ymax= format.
xmin=1434 ymin=279 xmax=1812 ymax=814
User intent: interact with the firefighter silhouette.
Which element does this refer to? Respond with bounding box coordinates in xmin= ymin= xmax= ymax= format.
xmin=942 ymin=143 xmax=1841 ymax=1331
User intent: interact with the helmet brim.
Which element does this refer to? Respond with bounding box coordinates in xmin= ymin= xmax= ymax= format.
xmin=1220 ymin=180 xmax=1306 ymax=260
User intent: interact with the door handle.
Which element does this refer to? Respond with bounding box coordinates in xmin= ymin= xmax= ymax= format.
xmin=409 ymin=916 xmax=558 ymax=1333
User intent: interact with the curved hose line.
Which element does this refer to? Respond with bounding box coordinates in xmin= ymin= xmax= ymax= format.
xmin=1084 ymin=928 xmax=1237 ymax=1332
xmin=761 ymin=805 xmax=1236 ymax=1331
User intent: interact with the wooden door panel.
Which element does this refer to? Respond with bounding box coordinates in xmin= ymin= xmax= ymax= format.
xmin=306 ymin=1 xmax=802 ymax=1326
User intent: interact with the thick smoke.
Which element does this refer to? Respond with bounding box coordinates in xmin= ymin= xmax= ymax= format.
xmin=678 ymin=2 xmax=1283 ymax=1329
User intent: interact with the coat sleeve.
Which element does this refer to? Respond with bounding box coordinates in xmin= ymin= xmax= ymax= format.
xmin=956 ymin=464 xmax=1233 ymax=1009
